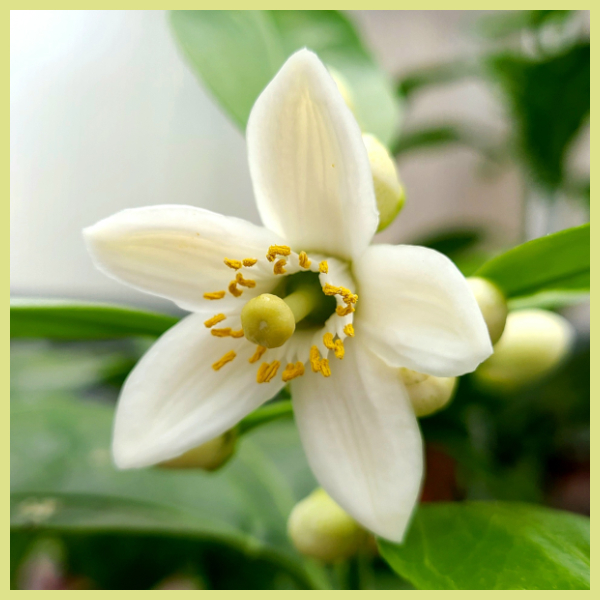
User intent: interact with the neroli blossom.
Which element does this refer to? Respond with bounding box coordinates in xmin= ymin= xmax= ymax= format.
xmin=84 ymin=49 xmax=492 ymax=542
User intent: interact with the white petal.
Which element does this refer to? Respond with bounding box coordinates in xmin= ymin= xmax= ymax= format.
xmin=354 ymin=244 xmax=493 ymax=377
xmin=247 ymin=49 xmax=378 ymax=261
xmin=291 ymin=341 xmax=423 ymax=542
xmin=84 ymin=205 xmax=284 ymax=312
xmin=113 ymin=312 xmax=285 ymax=468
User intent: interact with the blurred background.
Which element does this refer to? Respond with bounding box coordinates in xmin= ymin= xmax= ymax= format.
xmin=11 ymin=10 xmax=590 ymax=590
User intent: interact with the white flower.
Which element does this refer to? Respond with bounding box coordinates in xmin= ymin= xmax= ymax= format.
xmin=84 ymin=49 xmax=492 ymax=542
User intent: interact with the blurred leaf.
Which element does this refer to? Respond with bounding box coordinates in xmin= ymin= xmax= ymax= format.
xmin=169 ymin=10 xmax=399 ymax=145
xmin=397 ymin=59 xmax=479 ymax=98
xmin=238 ymin=400 xmax=293 ymax=436
xmin=378 ymin=502 xmax=589 ymax=590
xmin=508 ymin=290 xmax=590 ymax=311
xmin=486 ymin=42 xmax=590 ymax=189
xmin=475 ymin=223 xmax=589 ymax=299
xmin=479 ymin=10 xmax=575 ymax=39
xmin=11 ymin=394 xmax=324 ymax=589
xmin=412 ymin=227 xmax=484 ymax=260
xmin=10 ymin=299 xmax=179 ymax=340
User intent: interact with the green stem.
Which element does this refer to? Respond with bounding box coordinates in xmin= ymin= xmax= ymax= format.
xmin=237 ymin=400 xmax=293 ymax=436
xmin=283 ymin=284 xmax=323 ymax=324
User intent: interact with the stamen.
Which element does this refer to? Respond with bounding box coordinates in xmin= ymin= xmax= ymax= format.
xmin=230 ymin=329 xmax=245 ymax=338
xmin=228 ymin=281 xmax=243 ymax=297
xmin=248 ymin=345 xmax=267 ymax=364
xmin=298 ymin=251 xmax=311 ymax=269
xmin=236 ymin=272 xmax=256 ymax=288
xmin=323 ymin=332 xmax=336 ymax=350
xmin=256 ymin=360 xmax=280 ymax=383
xmin=282 ymin=361 xmax=305 ymax=382
xmin=319 ymin=358 xmax=331 ymax=377
xmin=309 ymin=346 xmax=322 ymax=373
xmin=212 ymin=350 xmax=236 ymax=371
xmin=204 ymin=291 xmax=226 ymax=300
xmin=336 ymin=305 xmax=355 ymax=317
xmin=266 ymin=245 xmax=291 ymax=262
xmin=204 ymin=313 xmax=226 ymax=328
xmin=319 ymin=261 xmax=329 ymax=274
xmin=211 ymin=327 xmax=232 ymax=337
xmin=342 ymin=292 xmax=358 ymax=305
xmin=224 ymin=258 xmax=242 ymax=270
xmin=243 ymin=258 xmax=258 ymax=267
xmin=323 ymin=283 xmax=341 ymax=296
xmin=343 ymin=323 xmax=355 ymax=337
xmin=334 ymin=339 xmax=345 ymax=359
xmin=273 ymin=258 xmax=287 ymax=275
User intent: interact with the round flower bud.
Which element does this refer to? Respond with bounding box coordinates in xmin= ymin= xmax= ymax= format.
xmin=328 ymin=67 xmax=356 ymax=113
xmin=473 ymin=309 xmax=575 ymax=392
xmin=287 ymin=488 xmax=366 ymax=563
xmin=159 ymin=429 xmax=237 ymax=471
xmin=467 ymin=277 xmax=508 ymax=345
xmin=241 ymin=293 xmax=296 ymax=349
xmin=362 ymin=133 xmax=406 ymax=232
xmin=399 ymin=368 xmax=457 ymax=417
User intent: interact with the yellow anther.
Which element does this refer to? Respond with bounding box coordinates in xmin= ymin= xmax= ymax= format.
xmin=248 ymin=345 xmax=267 ymax=364
xmin=334 ymin=339 xmax=345 ymax=360
xmin=211 ymin=327 xmax=232 ymax=337
xmin=230 ymin=329 xmax=245 ymax=338
xmin=282 ymin=361 xmax=305 ymax=382
xmin=336 ymin=305 xmax=355 ymax=317
xmin=236 ymin=272 xmax=256 ymax=288
xmin=212 ymin=350 xmax=236 ymax=371
xmin=319 ymin=261 xmax=329 ymax=274
xmin=319 ymin=359 xmax=331 ymax=377
xmin=323 ymin=332 xmax=336 ymax=350
xmin=228 ymin=281 xmax=243 ymax=297
xmin=243 ymin=258 xmax=258 ymax=267
xmin=323 ymin=283 xmax=341 ymax=296
xmin=204 ymin=291 xmax=226 ymax=300
xmin=224 ymin=258 xmax=242 ymax=270
xmin=309 ymin=346 xmax=322 ymax=373
xmin=204 ymin=313 xmax=226 ymax=328
xmin=267 ymin=245 xmax=291 ymax=262
xmin=257 ymin=360 xmax=281 ymax=383
xmin=298 ymin=252 xmax=311 ymax=269
xmin=343 ymin=293 xmax=358 ymax=305
xmin=273 ymin=258 xmax=287 ymax=275
xmin=343 ymin=324 xmax=355 ymax=337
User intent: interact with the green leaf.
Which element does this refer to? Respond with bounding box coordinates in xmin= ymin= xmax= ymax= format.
xmin=475 ymin=223 xmax=590 ymax=299
xmin=396 ymin=59 xmax=479 ymax=98
xmin=378 ymin=502 xmax=589 ymax=590
xmin=170 ymin=10 xmax=399 ymax=146
xmin=238 ymin=399 xmax=293 ymax=436
xmin=411 ymin=227 xmax=484 ymax=260
xmin=479 ymin=10 xmax=575 ymax=39
xmin=10 ymin=299 xmax=179 ymax=339
xmin=10 ymin=393 xmax=324 ymax=589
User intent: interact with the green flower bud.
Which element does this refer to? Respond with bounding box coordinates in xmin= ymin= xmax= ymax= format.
xmin=473 ymin=309 xmax=575 ymax=392
xmin=399 ymin=368 xmax=457 ymax=417
xmin=467 ymin=277 xmax=508 ymax=345
xmin=159 ymin=429 xmax=237 ymax=471
xmin=362 ymin=133 xmax=406 ymax=232
xmin=241 ymin=293 xmax=296 ymax=349
xmin=287 ymin=488 xmax=366 ymax=562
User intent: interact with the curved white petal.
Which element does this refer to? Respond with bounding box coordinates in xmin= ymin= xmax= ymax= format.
xmin=291 ymin=341 xmax=423 ymax=542
xmin=354 ymin=244 xmax=493 ymax=377
xmin=247 ymin=49 xmax=378 ymax=261
xmin=113 ymin=312 xmax=285 ymax=468
xmin=84 ymin=205 xmax=284 ymax=312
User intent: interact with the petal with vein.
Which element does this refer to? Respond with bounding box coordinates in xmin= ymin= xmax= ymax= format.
xmin=291 ymin=341 xmax=423 ymax=542
xmin=112 ymin=312 xmax=285 ymax=468
xmin=247 ymin=49 xmax=378 ymax=261
xmin=354 ymin=244 xmax=493 ymax=377
xmin=84 ymin=205 xmax=283 ymax=312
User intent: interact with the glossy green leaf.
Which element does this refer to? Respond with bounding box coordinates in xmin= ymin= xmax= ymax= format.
xmin=378 ymin=502 xmax=589 ymax=590
xmin=170 ymin=10 xmax=399 ymax=146
xmin=10 ymin=299 xmax=179 ymax=339
xmin=10 ymin=394 xmax=323 ymax=589
xmin=475 ymin=223 xmax=589 ymax=299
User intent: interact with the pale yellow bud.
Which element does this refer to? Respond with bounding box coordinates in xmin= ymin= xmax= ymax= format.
xmin=362 ymin=133 xmax=406 ymax=232
xmin=474 ymin=309 xmax=575 ymax=392
xmin=400 ymin=368 xmax=457 ymax=417
xmin=467 ymin=277 xmax=508 ymax=345
xmin=287 ymin=488 xmax=366 ymax=563
xmin=159 ymin=429 xmax=237 ymax=471
xmin=241 ymin=293 xmax=296 ymax=349
xmin=329 ymin=67 xmax=356 ymax=113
